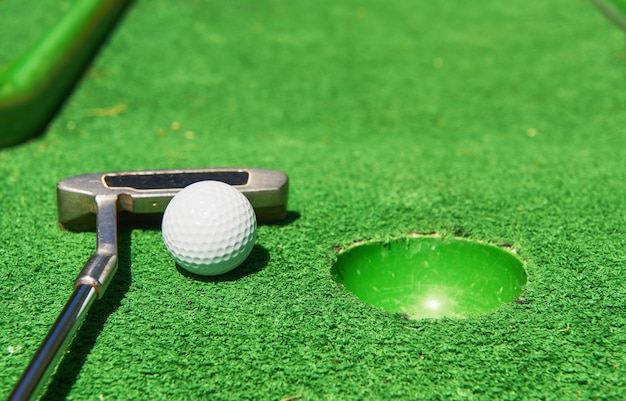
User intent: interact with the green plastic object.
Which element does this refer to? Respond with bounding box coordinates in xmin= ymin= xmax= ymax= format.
xmin=592 ymin=0 xmax=626 ymax=32
xmin=0 ymin=0 xmax=132 ymax=148
xmin=332 ymin=237 xmax=527 ymax=319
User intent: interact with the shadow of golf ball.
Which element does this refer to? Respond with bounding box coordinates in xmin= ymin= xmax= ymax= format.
xmin=332 ymin=236 xmax=527 ymax=319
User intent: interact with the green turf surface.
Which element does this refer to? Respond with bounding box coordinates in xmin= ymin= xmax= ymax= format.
xmin=1 ymin=0 xmax=626 ymax=399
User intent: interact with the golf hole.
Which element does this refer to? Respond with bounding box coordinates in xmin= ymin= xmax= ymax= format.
xmin=331 ymin=236 xmax=527 ymax=319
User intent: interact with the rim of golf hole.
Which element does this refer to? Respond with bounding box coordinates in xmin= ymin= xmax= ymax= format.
xmin=331 ymin=235 xmax=527 ymax=319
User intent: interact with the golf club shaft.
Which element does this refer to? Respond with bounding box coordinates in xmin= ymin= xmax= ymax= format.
xmin=9 ymin=196 xmax=119 ymax=400
xmin=8 ymin=285 xmax=97 ymax=401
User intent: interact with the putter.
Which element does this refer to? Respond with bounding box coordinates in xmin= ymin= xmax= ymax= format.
xmin=9 ymin=168 xmax=289 ymax=401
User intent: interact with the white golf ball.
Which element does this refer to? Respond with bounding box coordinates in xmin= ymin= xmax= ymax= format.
xmin=162 ymin=181 xmax=257 ymax=276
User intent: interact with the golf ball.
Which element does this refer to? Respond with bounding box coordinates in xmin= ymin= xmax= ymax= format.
xmin=162 ymin=181 xmax=257 ymax=276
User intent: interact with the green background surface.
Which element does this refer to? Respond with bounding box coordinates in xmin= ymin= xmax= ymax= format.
xmin=1 ymin=0 xmax=626 ymax=399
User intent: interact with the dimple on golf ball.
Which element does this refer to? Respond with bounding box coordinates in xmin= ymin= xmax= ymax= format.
xmin=162 ymin=181 xmax=257 ymax=276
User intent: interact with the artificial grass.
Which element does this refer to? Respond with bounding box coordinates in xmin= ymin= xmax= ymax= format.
xmin=1 ymin=0 xmax=625 ymax=399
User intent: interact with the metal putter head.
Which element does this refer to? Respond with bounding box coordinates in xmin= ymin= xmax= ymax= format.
xmin=57 ymin=167 xmax=289 ymax=231
xmin=58 ymin=167 xmax=288 ymax=297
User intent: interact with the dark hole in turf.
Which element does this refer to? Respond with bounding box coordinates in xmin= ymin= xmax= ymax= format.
xmin=332 ymin=236 xmax=527 ymax=319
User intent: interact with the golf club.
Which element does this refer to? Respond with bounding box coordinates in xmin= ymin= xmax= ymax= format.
xmin=9 ymin=167 xmax=289 ymax=401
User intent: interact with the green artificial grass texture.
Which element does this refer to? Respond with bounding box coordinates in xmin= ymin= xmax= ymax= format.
xmin=1 ymin=0 xmax=626 ymax=399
